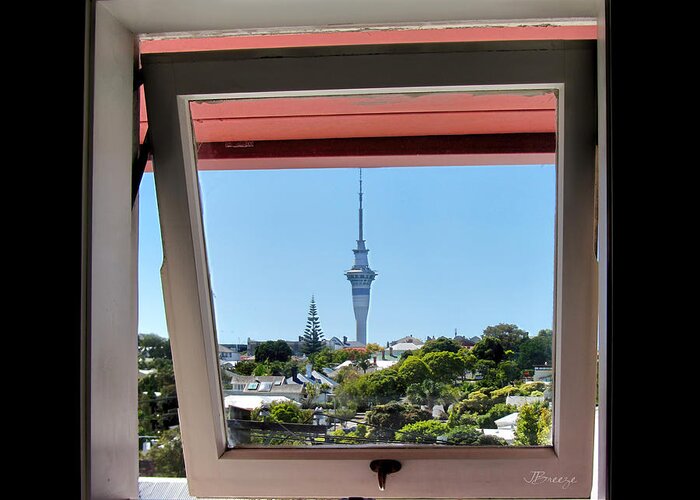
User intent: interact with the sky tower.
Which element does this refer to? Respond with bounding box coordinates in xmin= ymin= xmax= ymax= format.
xmin=345 ymin=169 xmax=377 ymax=345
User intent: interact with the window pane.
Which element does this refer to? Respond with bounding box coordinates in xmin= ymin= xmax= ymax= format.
xmin=190 ymin=90 xmax=557 ymax=448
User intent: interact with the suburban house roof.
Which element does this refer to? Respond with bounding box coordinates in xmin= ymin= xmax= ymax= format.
xmin=391 ymin=335 xmax=424 ymax=345
xmin=390 ymin=342 xmax=422 ymax=351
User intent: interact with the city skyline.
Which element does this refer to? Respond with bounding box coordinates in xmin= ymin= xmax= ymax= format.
xmin=138 ymin=164 xmax=556 ymax=346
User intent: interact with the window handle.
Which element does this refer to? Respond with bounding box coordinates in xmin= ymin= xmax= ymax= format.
xmin=369 ymin=459 xmax=401 ymax=491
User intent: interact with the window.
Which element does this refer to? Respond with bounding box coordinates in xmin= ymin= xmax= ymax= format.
xmin=142 ymin=40 xmax=597 ymax=498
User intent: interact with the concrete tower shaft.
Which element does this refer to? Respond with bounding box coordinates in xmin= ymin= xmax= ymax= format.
xmin=345 ymin=169 xmax=376 ymax=345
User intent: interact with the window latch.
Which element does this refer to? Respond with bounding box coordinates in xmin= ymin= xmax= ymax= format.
xmin=369 ymin=459 xmax=401 ymax=491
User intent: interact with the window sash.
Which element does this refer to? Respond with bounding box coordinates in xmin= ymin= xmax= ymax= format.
xmin=142 ymin=40 xmax=597 ymax=498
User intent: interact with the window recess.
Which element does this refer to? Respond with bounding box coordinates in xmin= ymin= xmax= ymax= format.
xmin=142 ymin=40 xmax=597 ymax=499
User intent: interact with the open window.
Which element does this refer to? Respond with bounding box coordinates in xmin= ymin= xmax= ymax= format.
xmin=142 ymin=40 xmax=596 ymax=498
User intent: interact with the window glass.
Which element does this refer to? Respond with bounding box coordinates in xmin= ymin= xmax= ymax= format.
xmin=190 ymin=91 xmax=557 ymax=448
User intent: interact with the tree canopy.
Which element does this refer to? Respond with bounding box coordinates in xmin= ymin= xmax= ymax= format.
xmin=300 ymin=296 xmax=325 ymax=356
xmin=254 ymin=339 xmax=293 ymax=363
xmin=517 ymin=329 xmax=553 ymax=370
xmin=482 ymin=323 xmax=529 ymax=352
xmin=471 ymin=336 xmax=506 ymax=363
xmin=420 ymin=336 xmax=462 ymax=354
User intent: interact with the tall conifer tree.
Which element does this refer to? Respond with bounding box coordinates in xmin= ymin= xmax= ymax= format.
xmin=301 ymin=296 xmax=325 ymax=356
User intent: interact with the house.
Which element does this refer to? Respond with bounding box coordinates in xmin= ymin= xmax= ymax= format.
xmin=387 ymin=342 xmax=422 ymax=358
xmin=533 ymin=364 xmax=553 ymax=382
xmin=218 ymin=344 xmax=240 ymax=361
xmin=389 ymin=335 xmax=424 ymax=347
xmin=224 ymin=374 xmax=305 ymax=403
xmin=327 ymin=335 xmax=366 ymax=350
xmin=482 ymin=412 xmax=518 ymax=444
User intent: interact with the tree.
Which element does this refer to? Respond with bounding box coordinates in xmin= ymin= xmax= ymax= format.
xmin=420 ymin=336 xmax=462 ymax=354
xmin=471 ymin=337 xmax=506 ymax=363
xmin=232 ymin=359 xmax=257 ymax=375
xmin=140 ymin=427 xmax=185 ymax=477
xmin=300 ymin=296 xmax=325 ymax=356
xmin=138 ymin=333 xmax=172 ymax=364
xmin=514 ymin=402 xmax=550 ymax=445
xmin=255 ymin=340 xmax=293 ymax=363
xmin=366 ymin=402 xmax=432 ymax=440
xmin=406 ymin=379 xmax=460 ymax=408
xmin=495 ymin=360 xmax=522 ymax=386
xmin=443 ymin=425 xmax=482 ymax=445
xmin=138 ymin=340 xmax=179 ymax=434
xmin=395 ymin=420 xmax=449 ymax=443
xmin=517 ymin=329 xmax=553 ymax=370
xmin=422 ymin=351 xmax=466 ymax=384
xmin=482 ymin=323 xmax=529 ymax=353
xmin=397 ymin=356 xmax=432 ymax=386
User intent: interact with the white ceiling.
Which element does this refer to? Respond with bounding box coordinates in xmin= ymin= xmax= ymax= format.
xmin=102 ymin=0 xmax=598 ymax=36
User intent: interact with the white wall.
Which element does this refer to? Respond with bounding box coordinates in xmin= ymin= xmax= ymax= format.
xmin=90 ymin=4 xmax=138 ymax=498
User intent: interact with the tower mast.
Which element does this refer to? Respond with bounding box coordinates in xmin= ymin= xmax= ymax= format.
xmin=345 ymin=169 xmax=377 ymax=345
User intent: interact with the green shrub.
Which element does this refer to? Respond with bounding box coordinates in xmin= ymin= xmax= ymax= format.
xmin=443 ymin=425 xmax=482 ymax=445
xmin=395 ymin=420 xmax=449 ymax=443
xmin=366 ymin=402 xmax=432 ymax=440
xmin=474 ymin=434 xmax=508 ymax=446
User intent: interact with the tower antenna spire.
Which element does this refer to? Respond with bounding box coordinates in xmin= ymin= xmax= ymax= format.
xmin=345 ymin=167 xmax=376 ymax=345
xmin=358 ymin=168 xmax=364 ymax=242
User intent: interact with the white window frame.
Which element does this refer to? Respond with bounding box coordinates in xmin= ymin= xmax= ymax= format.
xmin=142 ymin=40 xmax=597 ymax=498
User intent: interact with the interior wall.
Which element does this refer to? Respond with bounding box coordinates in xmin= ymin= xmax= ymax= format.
xmin=90 ymin=4 xmax=138 ymax=499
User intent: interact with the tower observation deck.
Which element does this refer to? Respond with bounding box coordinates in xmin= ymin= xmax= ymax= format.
xmin=345 ymin=169 xmax=377 ymax=345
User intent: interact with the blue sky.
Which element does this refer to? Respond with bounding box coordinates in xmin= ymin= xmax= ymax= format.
xmin=138 ymin=164 xmax=555 ymax=346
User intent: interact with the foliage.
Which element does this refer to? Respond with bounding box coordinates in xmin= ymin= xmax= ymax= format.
xmin=140 ymin=427 xmax=185 ymax=477
xmin=471 ymin=337 xmax=506 ymax=363
xmin=494 ymin=360 xmax=522 ymax=386
xmin=138 ymin=333 xmax=172 ymax=364
xmin=334 ymin=365 xmax=360 ymax=385
xmin=252 ymin=401 xmax=311 ymax=424
xmin=448 ymin=393 xmax=494 ymax=423
xmin=363 ymin=368 xmax=405 ymax=405
xmin=474 ymin=434 xmax=508 ymax=446
xmin=422 ymin=351 xmax=467 ymax=384
xmin=300 ymin=296 xmax=325 ymax=356
xmin=443 ymin=425 xmax=483 ymax=445
xmin=489 ymin=385 xmax=521 ymax=402
xmin=232 ymin=359 xmax=257 ymax=375
xmin=395 ymin=420 xmax=449 ymax=443
xmin=514 ymin=402 xmax=550 ymax=445
xmin=254 ymin=340 xmax=293 ymax=363
xmin=332 ymin=403 xmax=357 ymax=422
xmin=366 ymin=342 xmax=383 ymax=354
xmin=310 ymin=347 xmax=350 ymax=370
xmin=475 ymin=403 xmax=517 ymax=429
xmin=420 ymin=336 xmax=462 ymax=354
xmin=447 ymin=409 xmax=478 ymax=428
xmin=517 ymin=329 xmax=553 ymax=370
xmin=536 ymin=404 xmax=552 ymax=444
xmin=518 ymin=381 xmax=548 ymax=395
xmin=333 ymin=367 xmax=405 ymax=411
xmin=458 ymin=348 xmax=477 ymax=374
xmin=406 ymin=379 xmax=460 ymax=408
xmin=482 ymin=323 xmax=530 ymax=352
xmin=398 ymin=356 xmax=432 ymax=386
xmin=138 ymin=337 xmax=178 ymax=434
xmin=366 ymin=402 xmax=432 ymax=440
xmin=329 ymin=424 xmax=367 ymax=444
